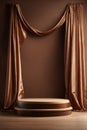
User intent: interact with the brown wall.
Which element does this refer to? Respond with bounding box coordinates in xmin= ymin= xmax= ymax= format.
xmin=0 ymin=0 xmax=87 ymax=107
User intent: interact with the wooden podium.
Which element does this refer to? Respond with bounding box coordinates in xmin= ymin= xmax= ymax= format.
xmin=15 ymin=98 xmax=73 ymax=116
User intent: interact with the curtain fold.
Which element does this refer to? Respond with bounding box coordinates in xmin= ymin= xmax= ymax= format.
xmin=4 ymin=3 xmax=87 ymax=110
xmin=16 ymin=4 xmax=66 ymax=36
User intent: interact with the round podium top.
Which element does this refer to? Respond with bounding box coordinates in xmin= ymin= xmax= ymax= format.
xmin=18 ymin=98 xmax=70 ymax=104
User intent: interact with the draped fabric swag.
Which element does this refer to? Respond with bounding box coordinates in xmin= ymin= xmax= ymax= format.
xmin=4 ymin=3 xmax=87 ymax=110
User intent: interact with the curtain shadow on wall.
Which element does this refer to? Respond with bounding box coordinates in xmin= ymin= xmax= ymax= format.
xmin=0 ymin=4 xmax=10 ymax=109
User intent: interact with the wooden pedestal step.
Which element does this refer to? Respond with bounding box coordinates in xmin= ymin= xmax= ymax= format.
xmin=15 ymin=98 xmax=73 ymax=116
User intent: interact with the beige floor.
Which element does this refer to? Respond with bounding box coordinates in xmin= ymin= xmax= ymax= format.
xmin=0 ymin=111 xmax=87 ymax=130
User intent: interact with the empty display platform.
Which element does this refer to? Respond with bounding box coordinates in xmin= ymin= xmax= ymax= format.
xmin=15 ymin=98 xmax=73 ymax=116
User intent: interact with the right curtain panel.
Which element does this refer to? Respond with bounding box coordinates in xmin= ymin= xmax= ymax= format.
xmin=65 ymin=4 xmax=87 ymax=110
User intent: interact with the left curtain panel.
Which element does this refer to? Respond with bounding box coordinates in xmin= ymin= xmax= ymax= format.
xmin=4 ymin=5 xmax=26 ymax=109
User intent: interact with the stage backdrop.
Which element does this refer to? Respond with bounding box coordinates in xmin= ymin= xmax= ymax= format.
xmin=3 ymin=3 xmax=87 ymax=110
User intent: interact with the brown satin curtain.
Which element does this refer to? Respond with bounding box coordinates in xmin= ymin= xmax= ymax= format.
xmin=4 ymin=3 xmax=87 ymax=110
xmin=65 ymin=4 xmax=86 ymax=110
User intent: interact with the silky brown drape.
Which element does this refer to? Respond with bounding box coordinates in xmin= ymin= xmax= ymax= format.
xmin=4 ymin=3 xmax=87 ymax=110
xmin=65 ymin=4 xmax=86 ymax=110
